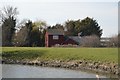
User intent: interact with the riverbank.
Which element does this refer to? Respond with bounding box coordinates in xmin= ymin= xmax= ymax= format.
xmin=2 ymin=58 xmax=119 ymax=75
xmin=1 ymin=47 xmax=119 ymax=75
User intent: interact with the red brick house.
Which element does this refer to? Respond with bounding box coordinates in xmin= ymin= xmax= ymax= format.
xmin=45 ymin=29 xmax=77 ymax=47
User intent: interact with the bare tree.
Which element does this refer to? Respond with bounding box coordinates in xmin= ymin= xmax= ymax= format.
xmin=80 ymin=35 xmax=100 ymax=47
xmin=0 ymin=6 xmax=19 ymax=21
xmin=109 ymin=35 xmax=118 ymax=47
xmin=13 ymin=20 xmax=33 ymax=46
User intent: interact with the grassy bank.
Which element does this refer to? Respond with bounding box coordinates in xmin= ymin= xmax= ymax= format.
xmin=1 ymin=47 xmax=118 ymax=63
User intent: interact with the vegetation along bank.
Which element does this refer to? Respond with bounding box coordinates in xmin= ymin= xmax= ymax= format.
xmin=1 ymin=47 xmax=119 ymax=75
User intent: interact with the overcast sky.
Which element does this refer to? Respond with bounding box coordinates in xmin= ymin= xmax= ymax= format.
xmin=0 ymin=0 xmax=119 ymax=37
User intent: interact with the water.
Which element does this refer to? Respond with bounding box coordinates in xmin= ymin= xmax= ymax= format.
xmin=2 ymin=64 xmax=109 ymax=78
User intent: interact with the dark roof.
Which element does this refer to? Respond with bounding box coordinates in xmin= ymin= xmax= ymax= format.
xmin=68 ymin=36 xmax=81 ymax=44
xmin=61 ymin=38 xmax=77 ymax=45
xmin=46 ymin=29 xmax=64 ymax=35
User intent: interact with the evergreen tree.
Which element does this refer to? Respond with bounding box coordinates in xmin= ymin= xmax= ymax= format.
xmin=65 ymin=17 xmax=102 ymax=37
xmin=1 ymin=6 xmax=18 ymax=46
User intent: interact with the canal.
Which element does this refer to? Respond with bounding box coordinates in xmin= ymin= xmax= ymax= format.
xmin=2 ymin=64 xmax=116 ymax=78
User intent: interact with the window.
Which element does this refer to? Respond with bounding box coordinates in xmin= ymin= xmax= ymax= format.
xmin=53 ymin=35 xmax=59 ymax=40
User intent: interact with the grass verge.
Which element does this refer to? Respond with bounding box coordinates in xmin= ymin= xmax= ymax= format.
xmin=1 ymin=47 xmax=118 ymax=63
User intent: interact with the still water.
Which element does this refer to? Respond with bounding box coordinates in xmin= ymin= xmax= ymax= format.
xmin=2 ymin=64 xmax=108 ymax=78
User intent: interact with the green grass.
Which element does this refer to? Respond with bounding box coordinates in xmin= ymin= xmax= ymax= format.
xmin=1 ymin=47 xmax=118 ymax=63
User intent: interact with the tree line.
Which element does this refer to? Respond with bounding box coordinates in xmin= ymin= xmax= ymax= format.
xmin=0 ymin=6 xmax=119 ymax=47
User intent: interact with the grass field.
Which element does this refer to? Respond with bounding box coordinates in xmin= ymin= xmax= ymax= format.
xmin=1 ymin=47 xmax=118 ymax=63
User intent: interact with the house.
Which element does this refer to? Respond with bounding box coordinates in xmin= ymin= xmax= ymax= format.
xmin=100 ymin=37 xmax=111 ymax=47
xmin=45 ymin=29 xmax=64 ymax=47
xmin=45 ymin=29 xmax=112 ymax=47
xmin=45 ymin=29 xmax=77 ymax=47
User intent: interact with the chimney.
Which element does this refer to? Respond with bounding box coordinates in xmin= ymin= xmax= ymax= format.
xmin=78 ymin=32 xmax=82 ymax=38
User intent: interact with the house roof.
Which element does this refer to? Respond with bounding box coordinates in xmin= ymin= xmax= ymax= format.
xmin=100 ymin=37 xmax=111 ymax=42
xmin=61 ymin=37 xmax=78 ymax=45
xmin=68 ymin=36 xmax=81 ymax=44
xmin=46 ymin=29 xmax=64 ymax=35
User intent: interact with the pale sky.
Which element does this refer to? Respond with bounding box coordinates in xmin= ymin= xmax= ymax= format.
xmin=0 ymin=0 xmax=119 ymax=37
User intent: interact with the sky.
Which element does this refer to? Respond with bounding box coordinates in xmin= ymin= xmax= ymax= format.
xmin=0 ymin=0 xmax=119 ymax=37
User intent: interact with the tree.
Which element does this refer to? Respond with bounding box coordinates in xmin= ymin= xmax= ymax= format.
xmin=13 ymin=20 xmax=32 ymax=46
xmin=0 ymin=6 xmax=18 ymax=20
xmin=13 ymin=20 xmax=47 ymax=47
xmin=2 ymin=17 xmax=16 ymax=46
xmin=52 ymin=24 xmax=64 ymax=30
xmin=80 ymin=35 xmax=100 ymax=47
xmin=31 ymin=20 xmax=47 ymax=47
xmin=109 ymin=35 xmax=118 ymax=47
xmin=1 ymin=6 xmax=18 ymax=46
xmin=32 ymin=20 xmax=47 ymax=31
xmin=30 ymin=27 xmax=41 ymax=46
xmin=80 ymin=17 xmax=102 ymax=37
xmin=64 ymin=20 xmax=78 ymax=36
xmin=40 ymin=29 xmax=46 ymax=47
xmin=64 ymin=17 xmax=102 ymax=37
